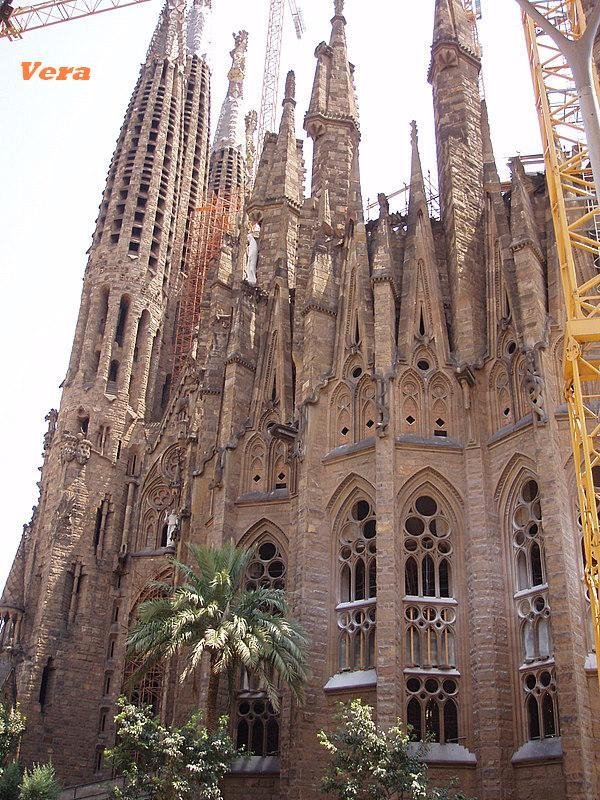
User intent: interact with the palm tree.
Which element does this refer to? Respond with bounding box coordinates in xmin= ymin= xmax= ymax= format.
xmin=127 ymin=542 xmax=308 ymax=731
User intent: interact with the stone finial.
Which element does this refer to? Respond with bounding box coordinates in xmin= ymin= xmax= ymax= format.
xmin=377 ymin=193 xmax=389 ymax=218
xmin=410 ymin=119 xmax=418 ymax=146
xmin=334 ymin=0 xmax=344 ymax=16
xmin=229 ymin=29 xmax=248 ymax=80
xmin=284 ymin=70 xmax=296 ymax=104
xmin=213 ymin=30 xmax=248 ymax=152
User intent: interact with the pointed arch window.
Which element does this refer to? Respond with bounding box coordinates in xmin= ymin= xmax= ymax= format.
xmin=402 ymin=489 xmax=460 ymax=741
xmin=336 ymin=499 xmax=377 ymax=672
xmin=405 ymin=676 xmax=459 ymax=744
xmin=429 ymin=378 xmax=452 ymax=438
xmin=403 ymin=495 xmax=453 ymax=600
xmin=123 ymin=586 xmax=168 ymax=715
xmin=508 ymin=475 xmax=559 ymax=741
xmin=235 ymin=537 xmax=286 ymax=757
xmin=399 ymin=373 xmax=423 ymax=436
xmin=523 ymin=668 xmax=559 ymax=740
xmin=512 ymin=479 xmax=546 ymax=591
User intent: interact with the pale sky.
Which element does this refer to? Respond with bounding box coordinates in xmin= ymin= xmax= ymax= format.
xmin=0 ymin=0 xmax=542 ymax=587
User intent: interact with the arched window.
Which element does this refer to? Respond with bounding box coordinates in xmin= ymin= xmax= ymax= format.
xmin=330 ymin=384 xmax=353 ymax=449
xmin=329 ymin=374 xmax=377 ymax=449
xmin=428 ymin=376 xmax=452 ymax=438
xmin=404 ymin=605 xmax=456 ymax=669
xmin=123 ymin=586 xmax=167 ymax=715
xmin=402 ymin=488 xmax=460 ymax=741
xmin=357 ymin=377 xmax=377 ymax=438
xmin=405 ymin=675 xmax=459 ymax=744
xmin=508 ymin=474 xmax=558 ymax=741
xmin=107 ymin=360 xmax=119 ymax=394
xmin=235 ymin=536 xmax=286 ymax=758
xmin=523 ymin=669 xmax=559 ymax=741
xmin=491 ymin=364 xmax=513 ymax=430
xmin=336 ymin=499 xmax=377 ymax=672
xmin=399 ymin=375 xmax=423 ymax=435
xmin=245 ymin=435 xmax=266 ymax=494
xmin=403 ymin=494 xmax=454 ymax=599
xmin=512 ymin=479 xmax=546 ymax=590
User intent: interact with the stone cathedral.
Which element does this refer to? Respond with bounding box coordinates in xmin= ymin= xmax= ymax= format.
xmin=1 ymin=0 xmax=599 ymax=797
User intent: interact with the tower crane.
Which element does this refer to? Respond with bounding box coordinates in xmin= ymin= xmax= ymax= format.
xmin=0 ymin=0 xmax=150 ymax=40
xmin=517 ymin=0 xmax=600 ymax=686
xmin=255 ymin=0 xmax=305 ymax=168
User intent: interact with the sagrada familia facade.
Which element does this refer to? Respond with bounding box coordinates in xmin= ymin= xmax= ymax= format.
xmin=1 ymin=0 xmax=599 ymax=797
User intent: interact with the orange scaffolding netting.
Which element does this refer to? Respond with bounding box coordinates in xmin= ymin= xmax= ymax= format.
xmin=172 ymin=190 xmax=242 ymax=380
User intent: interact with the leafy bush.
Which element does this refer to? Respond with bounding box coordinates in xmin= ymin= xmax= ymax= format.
xmin=319 ymin=699 xmax=473 ymax=800
xmin=0 ymin=761 xmax=20 ymax=800
xmin=19 ymin=765 xmax=59 ymax=800
xmin=108 ymin=697 xmax=237 ymax=800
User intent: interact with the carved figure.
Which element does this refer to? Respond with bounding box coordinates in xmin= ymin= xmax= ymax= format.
xmin=245 ymin=224 xmax=259 ymax=285
xmin=164 ymin=510 xmax=180 ymax=544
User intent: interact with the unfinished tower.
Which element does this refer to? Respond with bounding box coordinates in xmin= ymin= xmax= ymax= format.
xmin=2 ymin=1 xmax=599 ymax=799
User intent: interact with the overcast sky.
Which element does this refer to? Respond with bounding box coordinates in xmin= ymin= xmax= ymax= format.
xmin=0 ymin=0 xmax=542 ymax=587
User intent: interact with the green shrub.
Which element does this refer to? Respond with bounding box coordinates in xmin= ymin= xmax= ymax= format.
xmin=19 ymin=764 xmax=59 ymax=800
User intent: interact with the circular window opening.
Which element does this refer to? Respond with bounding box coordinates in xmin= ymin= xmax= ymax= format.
xmin=352 ymin=367 xmax=363 ymax=379
xmin=417 ymin=359 xmax=430 ymax=372
xmin=415 ymin=495 xmax=437 ymax=516
xmin=525 ymin=674 xmax=537 ymax=691
xmin=353 ymin=500 xmax=371 ymax=521
xmin=507 ymin=341 xmax=517 ymax=356
xmin=406 ymin=677 xmax=421 ymax=693
xmin=259 ymin=542 xmax=277 ymax=560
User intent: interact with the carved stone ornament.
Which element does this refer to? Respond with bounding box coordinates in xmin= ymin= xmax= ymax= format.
xmin=43 ymin=409 xmax=58 ymax=452
xmin=60 ymin=431 xmax=92 ymax=466
xmin=523 ymin=349 xmax=548 ymax=425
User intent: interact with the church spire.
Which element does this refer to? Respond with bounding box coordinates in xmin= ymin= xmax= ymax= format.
xmin=431 ymin=0 xmax=480 ymax=56
xmin=212 ymin=30 xmax=248 ymax=153
xmin=146 ymin=0 xmax=186 ymax=64
xmin=264 ymin=70 xmax=302 ymax=204
xmin=186 ymin=0 xmax=212 ymax=60
xmin=305 ymin=0 xmax=361 ymax=227
xmin=398 ymin=122 xmax=450 ymax=362
xmin=408 ymin=120 xmax=428 ymax=215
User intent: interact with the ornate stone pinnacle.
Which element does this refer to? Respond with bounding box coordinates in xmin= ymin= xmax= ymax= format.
xmin=411 ymin=119 xmax=418 ymax=146
xmin=334 ymin=0 xmax=344 ymax=17
xmin=284 ymin=70 xmax=296 ymax=103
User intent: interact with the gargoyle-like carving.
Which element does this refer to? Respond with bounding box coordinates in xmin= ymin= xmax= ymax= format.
xmin=60 ymin=431 xmax=91 ymax=466
xmin=523 ymin=349 xmax=548 ymax=425
xmin=43 ymin=409 xmax=58 ymax=453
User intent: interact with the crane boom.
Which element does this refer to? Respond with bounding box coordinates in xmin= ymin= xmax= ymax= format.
xmin=519 ymin=0 xmax=600 ymax=685
xmin=0 ymin=0 xmax=150 ymax=40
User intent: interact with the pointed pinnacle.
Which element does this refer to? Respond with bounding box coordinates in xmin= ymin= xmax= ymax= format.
xmin=433 ymin=0 xmax=457 ymax=43
xmin=409 ymin=120 xmax=427 ymax=212
xmin=334 ymin=0 xmax=344 ymax=17
xmin=284 ymin=70 xmax=296 ymax=105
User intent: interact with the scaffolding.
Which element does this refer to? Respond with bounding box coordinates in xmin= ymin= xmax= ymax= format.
xmin=172 ymin=190 xmax=242 ymax=380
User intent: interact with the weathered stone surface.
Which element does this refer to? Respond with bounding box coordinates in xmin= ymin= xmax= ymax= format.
xmin=3 ymin=2 xmax=599 ymax=799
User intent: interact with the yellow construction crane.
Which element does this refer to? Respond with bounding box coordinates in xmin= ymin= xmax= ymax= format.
xmin=518 ymin=0 xmax=600 ymax=684
xmin=0 ymin=0 xmax=150 ymax=40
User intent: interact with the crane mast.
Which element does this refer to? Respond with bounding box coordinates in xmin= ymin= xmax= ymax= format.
xmin=255 ymin=0 xmax=304 ymax=169
xmin=0 ymin=0 xmax=150 ymax=39
xmin=518 ymin=0 xmax=600 ymax=685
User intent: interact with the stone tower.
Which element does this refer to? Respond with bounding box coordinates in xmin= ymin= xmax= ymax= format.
xmin=2 ymin=1 xmax=600 ymax=799
xmin=0 ymin=0 xmax=214 ymax=781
